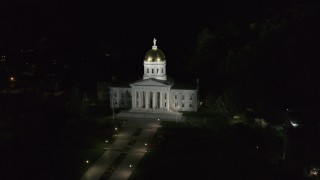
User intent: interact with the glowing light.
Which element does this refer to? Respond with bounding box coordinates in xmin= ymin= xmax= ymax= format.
xmin=10 ymin=77 xmax=15 ymax=81
xmin=156 ymin=57 xmax=160 ymax=61
xmin=129 ymin=164 xmax=132 ymax=168
xmin=148 ymin=57 xmax=152 ymax=61
xmin=145 ymin=143 xmax=147 ymax=146
xmin=256 ymin=146 xmax=259 ymax=149
xmin=86 ymin=160 xmax=89 ymax=164
xmin=115 ymin=127 xmax=118 ymax=131
xmin=105 ymin=140 xmax=108 ymax=143
xmin=290 ymin=121 xmax=298 ymax=127
xmin=157 ymin=118 xmax=160 ymax=121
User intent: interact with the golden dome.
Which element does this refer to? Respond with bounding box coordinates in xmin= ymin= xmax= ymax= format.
xmin=144 ymin=48 xmax=166 ymax=62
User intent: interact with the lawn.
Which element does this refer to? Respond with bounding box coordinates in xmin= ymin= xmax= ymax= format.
xmin=130 ymin=112 xmax=287 ymax=180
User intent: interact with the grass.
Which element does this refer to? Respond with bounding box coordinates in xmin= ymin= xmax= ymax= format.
xmin=129 ymin=112 xmax=287 ymax=180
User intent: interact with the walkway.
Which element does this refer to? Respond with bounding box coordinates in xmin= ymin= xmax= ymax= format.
xmin=80 ymin=117 xmax=160 ymax=180
xmin=116 ymin=109 xmax=185 ymax=122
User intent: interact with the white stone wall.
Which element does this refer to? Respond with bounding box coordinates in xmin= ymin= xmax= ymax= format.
xmin=109 ymin=87 xmax=132 ymax=108
xmin=170 ymin=89 xmax=198 ymax=112
xmin=143 ymin=61 xmax=167 ymax=80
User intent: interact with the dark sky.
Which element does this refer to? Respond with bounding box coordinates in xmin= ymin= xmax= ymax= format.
xmin=0 ymin=0 xmax=290 ymax=54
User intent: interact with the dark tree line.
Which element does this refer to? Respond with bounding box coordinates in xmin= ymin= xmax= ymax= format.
xmin=187 ymin=1 xmax=320 ymax=118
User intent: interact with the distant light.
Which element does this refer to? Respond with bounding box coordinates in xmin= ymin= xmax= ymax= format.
xmin=148 ymin=57 xmax=152 ymax=61
xmin=130 ymin=164 xmax=132 ymax=168
xmin=115 ymin=127 xmax=118 ymax=131
xmin=86 ymin=160 xmax=89 ymax=164
xmin=156 ymin=57 xmax=160 ymax=61
xmin=145 ymin=143 xmax=147 ymax=146
xmin=157 ymin=118 xmax=160 ymax=121
xmin=233 ymin=115 xmax=240 ymax=119
xmin=105 ymin=140 xmax=108 ymax=143
xmin=10 ymin=77 xmax=15 ymax=81
xmin=290 ymin=121 xmax=298 ymax=127
xmin=256 ymin=146 xmax=259 ymax=149
xmin=200 ymin=102 xmax=202 ymax=105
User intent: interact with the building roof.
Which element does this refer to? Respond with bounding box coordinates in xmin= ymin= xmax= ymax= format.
xmin=131 ymin=77 xmax=174 ymax=86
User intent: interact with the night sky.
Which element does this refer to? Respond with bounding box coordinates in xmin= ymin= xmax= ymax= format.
xmin=1 ymin=0 xmax=320 ymax=107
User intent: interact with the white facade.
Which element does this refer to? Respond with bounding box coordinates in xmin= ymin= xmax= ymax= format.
xmin=109 ymin=39 xmax=198 ymax=111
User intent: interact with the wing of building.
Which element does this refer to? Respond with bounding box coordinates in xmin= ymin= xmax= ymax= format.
xmin=102 ymin=39 xmax=198 ymax=111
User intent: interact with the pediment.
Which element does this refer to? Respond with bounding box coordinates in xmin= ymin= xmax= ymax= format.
xmin=131 ymin=78 xmax=171 ymax=87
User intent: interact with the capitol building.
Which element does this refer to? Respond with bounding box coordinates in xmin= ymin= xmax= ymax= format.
xmin=106 ymin=39 xmax=198 ymax=112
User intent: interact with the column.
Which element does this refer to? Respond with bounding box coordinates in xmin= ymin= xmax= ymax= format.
xmin=167 ymin=92 xmax=169 ymax=110
xmin=160 ymin=92 xmax=163 ymax=108
xmin=152 ymin=91 xmax=156 ymax=109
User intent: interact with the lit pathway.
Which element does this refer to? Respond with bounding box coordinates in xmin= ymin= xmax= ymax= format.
xmin=80 ymin=117 xmax=161 ymax=180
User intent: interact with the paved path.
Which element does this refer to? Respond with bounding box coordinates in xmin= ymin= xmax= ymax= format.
xmin=116 ymin=109 xmax=185 ymax=122
xmin=80 ymin=117 xmax=160 ymax=180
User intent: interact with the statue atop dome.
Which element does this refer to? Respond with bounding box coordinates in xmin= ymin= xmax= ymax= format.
xmin=153 ymin=38 xmax=157 ymax=46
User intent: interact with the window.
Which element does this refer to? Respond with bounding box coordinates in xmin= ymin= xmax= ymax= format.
xmin=165 ymin=93 xmax=167 ymax=99
xmin=175 ymin=95 xmax=177 ymax=99
xmin=157 ymin=69 xmax=159 ymax=74
xmin=147 ymin=69 xmax=149 ymax=73
xmin=190 ymin=94 xmax=193 ymax=100
xmin=182 ymin=103 xmax=184 ymax=107
xmin=162 ymin=68 xmax=163 ymax=73
xmin=189 ymin=103 xmax=193 ymax=108
xmin=136 ymin=92 xmax=139 ymax=98
xmin=152 ymin=69 xmax=154 ymax=74
xmin=165 ymin=102 xmax=166 ymax=107
xmin=182 ymin=95 xmax=185 ymax=100
xmin=114 ymin=92 xmax=117 ymax=97
xmin=175 ymin=103 xmax=177 ymax=107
